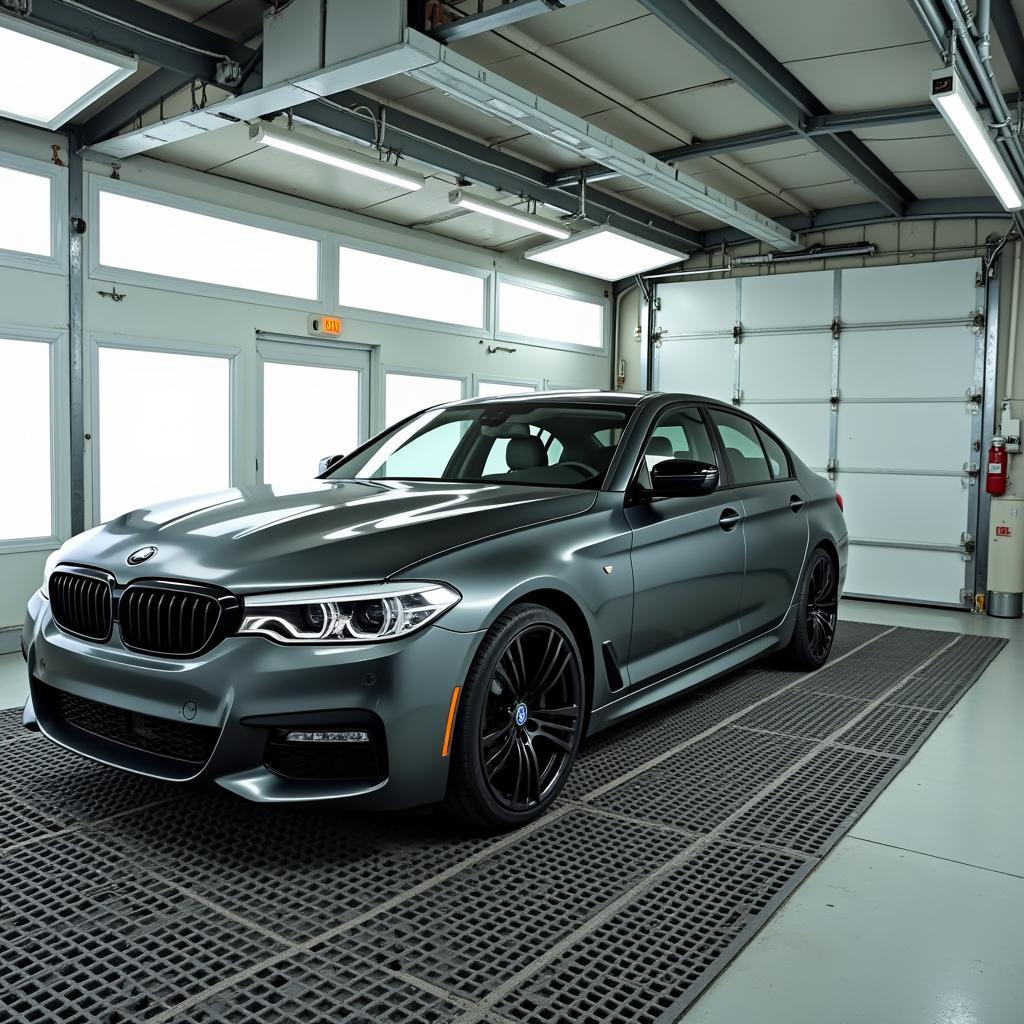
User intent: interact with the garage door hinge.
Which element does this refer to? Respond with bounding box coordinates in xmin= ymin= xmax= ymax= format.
xmin=652 ymin=327 xmax=663 ymax=347
xmin=965 ymin=385 xmax=982 ymax=412
xmin=830 ymin=388 xmax=840 ymax=408
xmin=653 ymin=296 xmax=662 ymax=311
xmin=960 ymin=531 xmax=975 ymax=561
xmin=960 ymin=587 xmax=975 ymax=605
xmin=732 ymin=322 xmax=742 ymax=343
xmin=962 ymin=461 xmax=979 ymax=487
xmin=830 ymin=316 xmax=841 ymax=340
xmin=826 ymin=457 xmax=838 ymax=478
xmin=731 ymin=388 xmax=743 ymax=405
xmin=971 ymin=309 xmax=986 ymax=333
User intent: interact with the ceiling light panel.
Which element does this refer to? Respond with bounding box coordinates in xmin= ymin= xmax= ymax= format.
xmin=0 ymin=13 xmax=136 ymax=129
xmin=449 ymin=189 xmax=570 ymax=239
xmin=406 ymin=31 xmax=800 ymax=250
xmin=930 ymin=67 xmax=1023 ymax=211
xmin=525 ymin=226 xmax=687 ymax=281
xmin=251 ymin=123 xmax=426 ymax=191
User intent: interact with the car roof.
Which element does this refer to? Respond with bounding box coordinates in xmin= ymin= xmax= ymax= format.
xmin=447 ymin=390 xmax=731 ymax=410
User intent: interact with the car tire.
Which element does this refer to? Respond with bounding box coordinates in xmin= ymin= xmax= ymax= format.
xmin=779 ymin=547 xmax=839 ymax=670
xmin=444 ymin=603 xmax=585 ymax=831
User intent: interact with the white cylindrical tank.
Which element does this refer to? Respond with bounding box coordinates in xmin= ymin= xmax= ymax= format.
xmin=988 ymin=495 xmax=1024 ymax=618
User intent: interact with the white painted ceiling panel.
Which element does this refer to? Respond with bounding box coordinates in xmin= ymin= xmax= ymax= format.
xmin=864 ymin=134 xmax=979 ymax=173
xmin=784 ymin=180 xmax=873 ymax=209
xmin=897 ymin=168 xmax=989 ymax=199
xmin=645 ymin=82 xmax=785 ymax=140
xmin=507 ymin=0 xmax=649 ymax=47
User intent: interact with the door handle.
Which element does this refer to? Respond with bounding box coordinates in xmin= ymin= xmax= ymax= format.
xmin=789 ymin=495 xmax=805 ymax=512
xmin=719 ymin=508 xmax=741 ymax=531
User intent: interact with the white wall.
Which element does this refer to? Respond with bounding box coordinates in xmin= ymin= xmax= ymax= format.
xmin=0 ymin=125 xmax=614 ymax=637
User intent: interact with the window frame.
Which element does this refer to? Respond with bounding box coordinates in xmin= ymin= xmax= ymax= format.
xmin=495 ymin=274 xmax=610 ymax=356
xmin=89 ymin=177 xmax=326 ymax=310
xmin=0 ymin=325 xmax=70 ymax=552
xmin=625 ymin=401 xmax=716 ymax=502
xmin=0 ymin=151 xmax=67 ymax=276
xmin=256 ymin=336 xmax=372 ymax=485
xmin=703 ymin=406 xmax=780 ymax=489
xmin=755 ymin=423 xmax=795 ymax=481
xmin=86 ymin=332 xmax=242 ymax=527
xmin=382 ymin=366 xmax=469 ymax=428
xmin=338 ymin=238 xmax=492 ymax=337
xmin=472 ymin=373 xmax=542 ymax=397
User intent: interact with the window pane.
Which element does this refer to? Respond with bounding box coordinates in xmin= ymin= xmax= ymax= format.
xmin=757 ymin=427 xmax=790 ymax=479
xmin=99 ymin=191 xmax=319 ymax=300
xmin=263 ymin=361 xmax=361 ymax=486
xmin=0 ymin=165 xmax=51 ymax=257
xmin=708 ymin=408 xmax=772 ymax=485
xmin=98 ymin=347 xmax=231 ymax=521
xmin=385 ymin=372 xmax=462 ymax=426
xmin=477 ymin=380 xmax=535 ymax=397
xmin=498 ymin=282 xmax=603 ymax=348
xmin=339 ymin=247 xmax=485 ymax=327
xmin=0 ymin=338 xmax=51 ymax=538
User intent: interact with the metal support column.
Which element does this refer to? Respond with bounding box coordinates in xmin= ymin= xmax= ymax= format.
xmin=68 ymin=141 xmax=85 ymax=536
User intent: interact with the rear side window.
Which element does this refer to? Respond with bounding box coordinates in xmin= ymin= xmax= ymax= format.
xmin=757 ymin=427 xmax=791 ymax=479
xmin=707 ymin=408 xmax=772 ymax=485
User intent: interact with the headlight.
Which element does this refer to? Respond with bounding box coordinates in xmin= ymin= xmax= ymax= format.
xmin=40 ymin=549 xmax=62 ymax=600
xmin=237 ymin=582 xmax=460 ymax=644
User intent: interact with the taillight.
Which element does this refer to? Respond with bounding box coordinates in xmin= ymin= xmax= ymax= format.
xmin=835 ymin=492 xmax=844 ymax=512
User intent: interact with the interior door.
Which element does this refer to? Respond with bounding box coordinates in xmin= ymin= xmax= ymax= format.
xmin=625 ymin=404 xmax=744 ymax=685
xmin=257 ymin=338 xmax=370 ymax=487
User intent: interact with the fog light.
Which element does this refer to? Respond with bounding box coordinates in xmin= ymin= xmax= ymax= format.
xmin=283 ymin=730 xmax=370 ymax=743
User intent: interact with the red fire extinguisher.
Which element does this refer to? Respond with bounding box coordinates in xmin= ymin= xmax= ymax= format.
xmin=986 ymin=436 xmax=1007 ymax=496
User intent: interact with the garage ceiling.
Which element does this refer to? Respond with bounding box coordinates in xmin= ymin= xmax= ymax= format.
xmin=20 ymin=0 xmax=1024 ymax=253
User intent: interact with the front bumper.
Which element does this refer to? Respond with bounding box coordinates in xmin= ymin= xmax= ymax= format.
xmin=22 ymin=590 xmax=483 ymax=809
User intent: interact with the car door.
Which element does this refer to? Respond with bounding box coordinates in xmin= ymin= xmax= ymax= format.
xmin=705 ymin=407 xmax=809 ymax=637
xmin=624 ymin=404 xmax=745 ymax=686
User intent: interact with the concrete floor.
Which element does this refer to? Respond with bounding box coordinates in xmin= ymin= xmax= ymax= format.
xmin=2 ymin=601 xmax=1021 ymax=1022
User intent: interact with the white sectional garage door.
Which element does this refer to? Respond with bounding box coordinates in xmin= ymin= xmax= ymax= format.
xmin=654 ymin=259 xmax=985 ymax=607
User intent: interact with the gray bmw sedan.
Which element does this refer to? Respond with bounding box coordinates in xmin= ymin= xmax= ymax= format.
xmin=21 ymin=391 xmax=847 ymax=830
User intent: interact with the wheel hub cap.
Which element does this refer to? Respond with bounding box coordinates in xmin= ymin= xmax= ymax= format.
xmin=513 ymin=702 xmax=528 ymax=727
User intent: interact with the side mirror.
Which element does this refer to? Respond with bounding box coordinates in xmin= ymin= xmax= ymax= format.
xmin=318 ymin=454 xmax=344 ymax=476
xmin=650 ymin=458 xmax=719 ymax=498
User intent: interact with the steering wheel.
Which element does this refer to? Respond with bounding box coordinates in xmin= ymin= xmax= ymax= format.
xmin=555 ymin=460 xmax=597 ymax=480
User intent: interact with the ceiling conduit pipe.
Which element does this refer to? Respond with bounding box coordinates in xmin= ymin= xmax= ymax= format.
xmin=909 ymin=0 xmax=954 ymax=51
xmin=495 ymin=24 xmax=815 ymax=216
xmin=933 ymin=0 xmax=1024 ymax=184
xmin=730 ymin=243 xmax=877 ymax=267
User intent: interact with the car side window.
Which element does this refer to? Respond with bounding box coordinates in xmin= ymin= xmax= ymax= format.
xmin=637 ymin=406 xmax=718 ymax=488
xmin=707 ymin=409 xmax=772 ymax=485
xmin=757 ymin=427 xmax=791 ymax=480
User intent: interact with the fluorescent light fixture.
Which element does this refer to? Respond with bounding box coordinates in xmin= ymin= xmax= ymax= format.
xmin=408 ymin=40 xmax=800 ymax=250
xmin=930 ymin=67 xmax=1023 ymax=211
xmin=525 ymin=226 xmax=687 ymax=281
xmin=251 ymin=122 xmax=425 ymax=192
xmin=449 ymin=189 xmax=570 ymax=239
xmin=0 ymin=13 xmax=136 ymax=129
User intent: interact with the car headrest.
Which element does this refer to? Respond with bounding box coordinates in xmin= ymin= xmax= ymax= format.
xmin=646 ymin=436 xmax=674 ymax=458
xmin=506 ymin=435 xmax=548 ymax=470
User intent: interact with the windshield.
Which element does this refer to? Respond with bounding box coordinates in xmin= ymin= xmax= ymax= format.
xmin=326 ymin=401 xmax=634 ymax=490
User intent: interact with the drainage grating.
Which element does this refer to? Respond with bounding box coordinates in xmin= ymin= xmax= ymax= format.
xmin=1 ymin=706 xmax=27 ymax=743
xmin=0 ymin=624 xmax=1005 ymax=1024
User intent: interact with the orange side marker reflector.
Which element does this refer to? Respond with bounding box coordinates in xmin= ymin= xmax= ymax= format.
xmin=441 ymin=686 xmax=461 ymax=757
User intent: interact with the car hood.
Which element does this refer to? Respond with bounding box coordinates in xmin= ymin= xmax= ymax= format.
xmin=57 ymin=480 xmax=597 ymax=593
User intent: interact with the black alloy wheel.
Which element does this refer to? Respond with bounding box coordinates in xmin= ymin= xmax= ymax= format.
xmin=780 ymin=547 xmax=839 ymax=670
xmin=445 ymin=604 xmax=584 ymax=830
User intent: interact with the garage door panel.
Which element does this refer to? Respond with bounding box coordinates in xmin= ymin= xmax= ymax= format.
xmin=740 ymin=332 xmax=832 ymax=400
xmin=838 ymin=402 xmax=972 ymax=472
xmin=844 ymin=544 xmax=966 ymax=604
xmin=742 ymin=272 xmax=833 ymax=329
xmin=837 ymin=473 xmax=969 ymax=546
xmin=841 ymin=326 xmax=977 ymax=399
xmin=743 ymin=402 xmax=830 ymax=468
xmin=658 ymin=337 xmax=733 ymax=403
xmin=657 ymin=278 xmax=737 ymax=335
xmin=841 ymin=259 xmax=980 ymax=324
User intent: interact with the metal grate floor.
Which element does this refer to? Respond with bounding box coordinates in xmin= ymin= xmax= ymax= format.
xmin=0 ymin=623 xmax=1005 ymax=1024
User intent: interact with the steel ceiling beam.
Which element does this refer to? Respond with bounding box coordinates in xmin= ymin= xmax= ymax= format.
xmin=635 ymin=0 xmax=914 ymax=216
xmin=430 ymin=0 xmax=591 ymax=42
xmin=699 ymin=196 xmax=1008 ymax=247
xmin=990 ymin=0 xmax=1024 ymax=92
xmin=296 ymin=98 xmax=702 ymax=251
xmin=27 ymin=0 xmax=252 ymax=80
